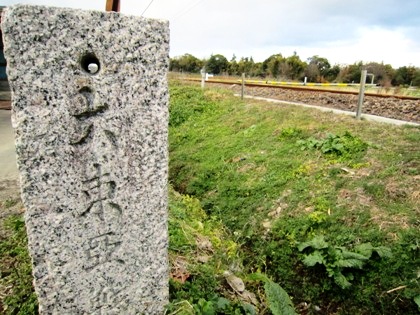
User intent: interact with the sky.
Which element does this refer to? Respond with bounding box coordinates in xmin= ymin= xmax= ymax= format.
xmin=2 ymin=0 xmax=419 ymax=68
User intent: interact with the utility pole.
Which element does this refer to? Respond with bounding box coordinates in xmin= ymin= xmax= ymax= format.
xmin=106 ymin=0 xmax=120 ymax=12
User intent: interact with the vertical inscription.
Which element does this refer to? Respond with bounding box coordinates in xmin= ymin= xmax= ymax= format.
xmin=70 ymin=85 xmax=123 ymax=271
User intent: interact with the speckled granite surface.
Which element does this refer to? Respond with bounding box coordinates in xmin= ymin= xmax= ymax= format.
xmin=2 ymin=4 xmax=169 ymax=314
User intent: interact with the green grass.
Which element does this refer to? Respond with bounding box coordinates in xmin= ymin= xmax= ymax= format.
xmin=0 ymin=216 xmax=38 ymax=314
xmin=168 ymin=81 xmax=420 ymax=313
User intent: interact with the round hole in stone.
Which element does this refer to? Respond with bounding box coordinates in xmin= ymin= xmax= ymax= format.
xmin=81 ymin=53 xmax=100 ymax=75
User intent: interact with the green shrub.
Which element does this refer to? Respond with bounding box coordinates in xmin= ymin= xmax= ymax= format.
xmin=298 ymin=235 xmax=392 ymax=289
xmin=249 ymin=273 xmax=297 ymax=315
xmin=297 ymin=131 xmax=369 ymax=161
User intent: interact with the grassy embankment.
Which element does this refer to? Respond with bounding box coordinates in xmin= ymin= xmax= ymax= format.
xmin=167 ymin=81 xmax=419 ymax=314
xmin=1 ymin=80 xmax=419 ymax=314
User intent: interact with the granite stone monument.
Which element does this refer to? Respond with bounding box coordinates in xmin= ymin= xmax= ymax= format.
xmin=2 ymin=4 xmax=169 ymax=314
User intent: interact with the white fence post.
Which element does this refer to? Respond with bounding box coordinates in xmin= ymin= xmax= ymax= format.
xmin=241 ymin=73 xmax=245 ymax=100
xmin=200 ymin=67 xmax=205 ymax=89
xmin=356 ymin=70 xmax=367 ymax=120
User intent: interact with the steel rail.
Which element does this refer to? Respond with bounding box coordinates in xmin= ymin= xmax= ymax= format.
xmin=186 ymin=78 xmax=420 ymax=101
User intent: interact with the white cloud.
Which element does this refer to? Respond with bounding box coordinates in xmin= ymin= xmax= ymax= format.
xmin=298 ymin=26 xmax=420 ymax=67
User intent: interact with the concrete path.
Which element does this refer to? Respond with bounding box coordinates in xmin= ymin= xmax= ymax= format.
xmin=237 ymin=94 xmax=420 ymax=127
xmin=0 ymin=110 xmax=18 ymax=181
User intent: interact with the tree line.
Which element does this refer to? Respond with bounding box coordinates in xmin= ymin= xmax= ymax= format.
xmin=170 ymin=53 xmax=420 ymax=87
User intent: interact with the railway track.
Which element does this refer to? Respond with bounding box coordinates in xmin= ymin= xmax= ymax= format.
xmin=185 ymin=79 xmax=420 ymax=124
xmin=187 ymin=78 xmax=420 ymax=100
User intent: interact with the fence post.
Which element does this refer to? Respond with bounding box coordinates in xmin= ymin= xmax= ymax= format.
xmin=356 ymin=69 xmax=367 ymax=120
xmin=241 ymin=73 xmax=245 ymax=100
xmin=200 ymin=67 xmax=205 ymax=89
